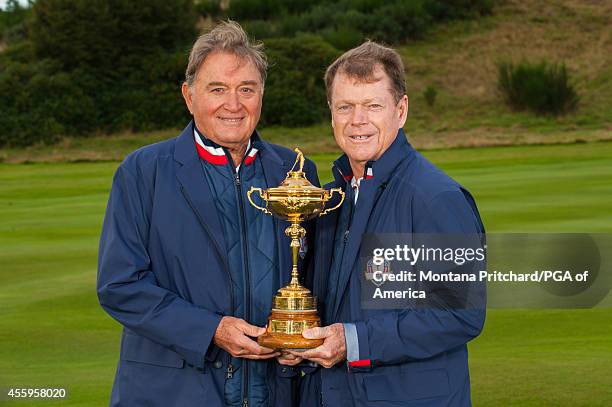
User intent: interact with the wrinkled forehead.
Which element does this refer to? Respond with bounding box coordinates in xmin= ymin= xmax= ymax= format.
xmin=198 ymin=51 xmax=263 ymax=84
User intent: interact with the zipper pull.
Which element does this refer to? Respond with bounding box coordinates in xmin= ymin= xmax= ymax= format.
xmin=343 ymin=230 xmax=350 ymax=243
xmin=234 ymin=172 xmax=241 ymax=186
xmin=226 ymin=363 xmax=234 ymax=379
xmin=243 ymin=398 xmax=248 ymax=407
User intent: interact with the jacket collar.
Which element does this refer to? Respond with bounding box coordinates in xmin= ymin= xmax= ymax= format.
xmin=174 ymin=121 xmax=199 ymax=165
xmin=194 ymin=127 xmax=257 ymax=166
xmin=174 ymin=121 xmax=287 ymax=167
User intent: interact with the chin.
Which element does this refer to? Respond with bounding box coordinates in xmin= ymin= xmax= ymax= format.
xmin=351 ymin=150 xmax=376 ymax=162
xmin=219 ymin=132 xmax=249 ymax=143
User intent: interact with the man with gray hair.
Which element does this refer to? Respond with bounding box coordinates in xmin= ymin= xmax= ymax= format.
xmin=98 ymin=21 xmax=317 ymax=406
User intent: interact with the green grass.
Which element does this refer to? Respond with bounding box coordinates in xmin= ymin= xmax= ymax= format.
xmin=1 ymin=142 xmax=612 ymax=405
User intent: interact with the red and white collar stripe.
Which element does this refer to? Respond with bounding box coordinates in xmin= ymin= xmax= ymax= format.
xmin=193 ymin=129 xmax=258 ymax=166
xmin=342 ymin=167 xmax=374 ymax=182
xmin=244 ymin=148 xmax=257 ymax=166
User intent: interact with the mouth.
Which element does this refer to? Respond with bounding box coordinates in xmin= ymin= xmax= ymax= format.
xmin=217 ymin=116 xmax=245 ymax=125
xmin=349 ymin=134 xmax=374 ymax=141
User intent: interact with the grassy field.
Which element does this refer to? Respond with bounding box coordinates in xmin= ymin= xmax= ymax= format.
xmin=1 ymin=141 xmax=612 ymax=406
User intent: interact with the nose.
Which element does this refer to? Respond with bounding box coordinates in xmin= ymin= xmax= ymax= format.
xmin=350 ymin=105 xmax=368 ymax=126
xmin=223 ymin=91 xmax=242 ymax=112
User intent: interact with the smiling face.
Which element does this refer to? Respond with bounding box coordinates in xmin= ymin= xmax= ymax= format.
xmin=329 ymin=66 xmax=408 ymax=177
xmin=181 ymin=51 xmax=263 ymax=150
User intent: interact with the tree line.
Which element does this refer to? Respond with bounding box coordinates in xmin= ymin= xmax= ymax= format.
xmin=0 ymin=0 xmax=493 ymax=147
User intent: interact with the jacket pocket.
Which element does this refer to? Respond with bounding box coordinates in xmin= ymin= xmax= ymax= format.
xmin=363 ymin=368 xmax=449 ymax=401
xmin=120 ymin=332 xmax=185 ymax=368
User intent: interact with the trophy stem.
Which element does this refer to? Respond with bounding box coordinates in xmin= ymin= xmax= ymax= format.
xmin=286 ymin=221 xmax=306 ymax=288
xmin=290 ymin=245 xmax=299 ymax=287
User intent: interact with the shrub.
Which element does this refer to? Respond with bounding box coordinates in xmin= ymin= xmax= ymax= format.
xmin=227 ymin=0 xmax=327 ymax=21
xmin=498 ymin=61 xmax=579 ymax=116
xmin=194 ymin=0 xmax=222 ymax=18
xmin=227 ymin=0 xmax=285 ymax=21
xmin=242 ymin=19 xmax=277 ymax=40
xmin=262 ymin=35 xmax=340 ymax=126
xmin=0 ymin=60 xmax=97 ymax=147
xmin=373 ymin=0 xmax=432 ymax=42
xmin=239 ymin=0 xmax=494 ymax=44
xmin=424 ymin=85 xmax=437 ymax=107
xmin=0 ymin=0 xmax=196 ymax=146
xmin=30 ymin=0 xmax=196 ymax=73
xmin=321 ymin=25 xmax=364 ymax=50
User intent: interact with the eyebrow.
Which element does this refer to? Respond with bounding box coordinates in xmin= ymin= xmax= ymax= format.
xmin=206 ymin=80 xmax=259 ymax=87
xmin=334 ymin=98 xmax=379 ymax=105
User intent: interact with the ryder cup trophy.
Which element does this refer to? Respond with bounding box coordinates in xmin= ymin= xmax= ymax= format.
xmin=247 ymin=149 xmax=344 ymax=349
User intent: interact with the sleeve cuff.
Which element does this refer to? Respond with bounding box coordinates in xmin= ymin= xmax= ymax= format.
xmin=346 ymin=321 xmax=372 ymax=372
xmin=343 ymin=323 xmax=359 ymax=362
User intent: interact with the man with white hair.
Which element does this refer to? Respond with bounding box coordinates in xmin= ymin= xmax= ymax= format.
xmin=98 ymin=21 xmax=317 ymax=407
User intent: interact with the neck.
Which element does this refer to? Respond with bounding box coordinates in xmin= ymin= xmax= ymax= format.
xmin=226 ymin=143 xmax=249 ymax=168
xmin=349 ymin=160 xmax=365 ymax=180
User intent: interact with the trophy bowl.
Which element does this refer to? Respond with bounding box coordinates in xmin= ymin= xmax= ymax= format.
xmin=248 ymin=172 xmax=343 ymax=222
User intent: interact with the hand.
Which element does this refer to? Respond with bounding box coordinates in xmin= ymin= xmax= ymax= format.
xmin=277 ymin=351 xmax=303 ymax=366
xmin=214 ymin=316 xmax=280 ymax=360
xmin=288 ymin=323 xmax=346 ymax=368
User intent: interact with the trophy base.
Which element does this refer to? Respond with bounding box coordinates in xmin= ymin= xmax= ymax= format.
xmin=258 ymin=332 xmax=323 ymax=350
xmin=259 ymin=282 xmax=323 ymax=350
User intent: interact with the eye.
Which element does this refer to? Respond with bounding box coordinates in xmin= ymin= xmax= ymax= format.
xmin=368 ymin=103 xmax=383 ymax=110
xmin=240 ymin=87 xmax=255 ymax=94
xmin=336 ymin=104 xmax=351 ymax=112
xmin=211 ymin=88 xmax=225 ymax=94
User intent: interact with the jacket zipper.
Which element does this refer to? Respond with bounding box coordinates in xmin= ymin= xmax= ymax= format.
xmin=232 ymin=157 xmax=251 ymax=407
xmin=344 ymin=178 xmax=357 ymax=243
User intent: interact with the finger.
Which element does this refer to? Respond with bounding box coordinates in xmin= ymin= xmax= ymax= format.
xmin=279 ymin=353 xmax=298 ymax=361
xmin=304 ymin=354 xmax=339 ymax=368
xmin=239 ymin=321 xmax=267 ymax=337
xmin=277 ymin=354 xmax=301 ymax=363
xmin=302 ymin=326 xmax=328 ymax=339
xmin=287 ymin=349 xmax=317 ymax=360
xmin=277 ymin=355 xmax=301 ymax=363
xmin=277 ymin=356 xmax=302 ymax=366
xmin=237 ymin=336 xmax=277 ymax=355
xmin=293 ymin=345 xmax=336 ymax=361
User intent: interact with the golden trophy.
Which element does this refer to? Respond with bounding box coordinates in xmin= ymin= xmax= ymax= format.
xmin=247 ymin=149 xmax=344 ymax=349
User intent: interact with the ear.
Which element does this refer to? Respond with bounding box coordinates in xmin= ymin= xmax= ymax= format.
xmin=397 ymin=95 xmax=408 ymax=128
xmin=328 ymin=100 xmax=335 ymax=129
xmin=181 ymin=82 xmax=194 ymax=115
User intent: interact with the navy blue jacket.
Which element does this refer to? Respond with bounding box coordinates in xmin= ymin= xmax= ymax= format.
xmin=303 ymin=131 xmax=486 ymax=407
xmin=97 ymin=122 xmax=317 ymax=406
